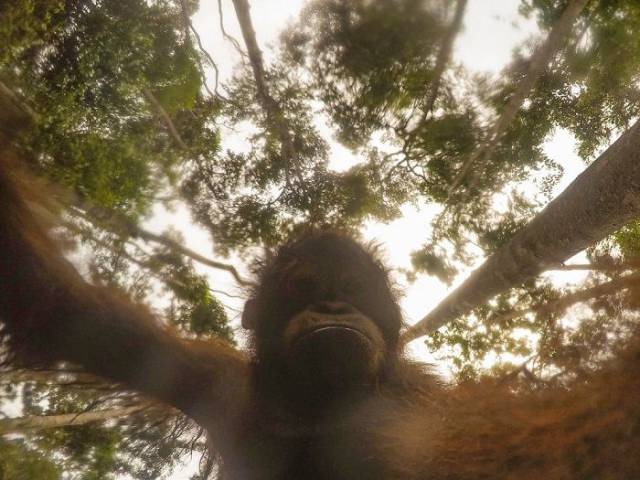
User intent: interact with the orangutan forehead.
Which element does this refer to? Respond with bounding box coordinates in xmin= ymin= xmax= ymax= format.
xmin=282 ymin=236 xmax=381 ymax=267
xmin=255 ymin=233 xmax=391 ymax=293
xmin=274 ymin=248 xmax=377 ymax=279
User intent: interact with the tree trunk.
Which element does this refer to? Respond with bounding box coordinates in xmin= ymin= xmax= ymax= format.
xmin=448 ymin=0 xmax=590 ymax=195
xmin=231 ymin=0 xmax=271 ymax=109
xmin=403 ymin=118 xmax=640 ymax=342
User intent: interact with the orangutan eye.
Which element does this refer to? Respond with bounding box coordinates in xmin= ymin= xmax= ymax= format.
xmin=341 ymin=275 xmax=365 ymax=296
xmin=286 ymin=273 xmax=319 ymax=298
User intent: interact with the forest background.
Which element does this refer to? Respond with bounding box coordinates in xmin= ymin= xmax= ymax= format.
xmin=0 ymin=0 xmax=639 ymax=478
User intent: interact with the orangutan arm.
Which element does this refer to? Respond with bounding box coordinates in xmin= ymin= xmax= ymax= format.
xmin=371 ymin=343 xmax=640 ymax=479
xmin=0 ymin=150 xmax=248 ymax=425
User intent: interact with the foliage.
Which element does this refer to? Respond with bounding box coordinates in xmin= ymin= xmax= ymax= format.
xmin=516 ymin=0 xmax=640 ymax=159
xmin=282 ymin=0 xmax=480 ymax=201
xmin=1 ymin=0 xmax=213 ymax=217
xmin=0 ymin=438 xmax=61 ymax=480
xmin=282 ymin=0 xmax=450 ymax=147
xmin=182 ymin=65 xmax=410 ymax=252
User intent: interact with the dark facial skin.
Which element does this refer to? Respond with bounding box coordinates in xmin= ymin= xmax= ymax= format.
xmin=244 ymin=232 xmax=404 ymax=406
xmin=282 ymin=301 xmax=386 ymax=390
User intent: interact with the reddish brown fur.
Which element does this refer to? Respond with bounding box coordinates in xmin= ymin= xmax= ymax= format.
xmin=368 ymin=349 xmax=640 ymax=478
xmin=0 ymin=148 xmax=249 ymax=436
xmin=1 ymin=146 xmax=640 ymax=479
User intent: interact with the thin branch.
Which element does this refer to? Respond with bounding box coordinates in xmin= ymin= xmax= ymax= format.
xmin=143 ymin=88 xmax=189 ymax=150
xmin=70 ymin=205 xmax=253 ymax=287
xmin=133 ymin=227 xmax=252 ymax=286
xmin=217 ymin=0 xmax=246 ymax=58
xmin=447 ymin=0 xmax=590 ymax=196
xmin=498 ymin=355 xmax=537 ymax=385
xmin=490 ymin=272 xmax=640 ymax=325
xmin=178 ymin=0 xmax=227 ymax=100
xmin=210 ymin=288 xmax=245 ymax=299
xmin=68 ymin=220 xmax=244 ymax=296
xmin=422 ymin=0 xmax=468 ymax=117
xmin=230 ymin=0 xmax=302 ymax=184
xmin=0 ymin=404 xmax=154 ymax=435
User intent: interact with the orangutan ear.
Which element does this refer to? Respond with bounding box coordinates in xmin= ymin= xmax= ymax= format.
xmin=241 ymin=299 xmax=258 ymax=330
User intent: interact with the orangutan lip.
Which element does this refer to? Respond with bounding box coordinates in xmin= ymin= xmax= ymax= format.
xmin=298 ymin=324 xmax=371 ymax=342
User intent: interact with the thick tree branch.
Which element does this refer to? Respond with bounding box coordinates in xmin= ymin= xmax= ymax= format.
xmin=403 ymin=118 xmax=640 ymax=342
xmin=447 ymin=0 xmax=590 ymax=196
xmin=491 ymin=272 xmax=640 ymax=325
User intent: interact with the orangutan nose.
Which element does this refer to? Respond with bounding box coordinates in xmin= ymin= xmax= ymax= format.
xmin=311 ymin=301 xmax=357 ymax=315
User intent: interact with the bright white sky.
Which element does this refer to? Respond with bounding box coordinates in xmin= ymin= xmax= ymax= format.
xmin=151 ymin=1 xmax=590 ymax=477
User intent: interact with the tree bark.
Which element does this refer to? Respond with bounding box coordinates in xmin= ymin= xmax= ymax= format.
xmin=448 ymin=0 xmax=590 ymax=195
xmin=403 ymin=118 xmax=640 ymax=342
